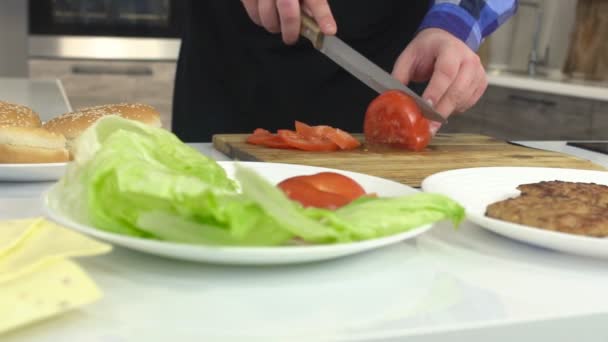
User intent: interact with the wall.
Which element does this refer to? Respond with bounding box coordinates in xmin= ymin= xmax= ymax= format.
xmin=485 ymin=0 xmax=578 ymax=75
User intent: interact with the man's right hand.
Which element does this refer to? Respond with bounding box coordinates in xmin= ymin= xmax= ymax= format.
xmin=241 ymin=0 xmax=337 ymax=45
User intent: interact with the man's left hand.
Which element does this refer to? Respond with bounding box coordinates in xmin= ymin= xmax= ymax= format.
xmin=392 ymin=28 xmax=488 ymax=134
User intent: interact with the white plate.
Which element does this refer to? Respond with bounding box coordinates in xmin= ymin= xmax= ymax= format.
xmin=0 ymin=162 xmax=67 ymax=182
xmin=421 ymin=167 xmax=608 ymax=259
xmin=42 ymin=161 xmax=433 ymax=265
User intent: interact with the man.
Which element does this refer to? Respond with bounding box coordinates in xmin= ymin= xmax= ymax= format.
xmin=173 ymin=1 xmax=518 ymax=142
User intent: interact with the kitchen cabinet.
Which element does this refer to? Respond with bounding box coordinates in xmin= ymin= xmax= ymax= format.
xmin=444 ymin=85 xmax=602 ymax=141
xmin=592 ymin=100 xmax=608 ymax=140
xmin=29 ymin=59 xmax=176 ymax=129
xmin=482 ymin=86 xmax=593 ymax=140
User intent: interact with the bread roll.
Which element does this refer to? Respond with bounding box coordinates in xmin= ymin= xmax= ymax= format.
xmin=43 ymin=103 xmax=162 ymax=154
xmin=0 ymin=101 xmax=41 ymax=128
xmin=0 ymin=126 xmax=69 ymax=163
xmin=43 ymin=103 xmax=162 ymax=139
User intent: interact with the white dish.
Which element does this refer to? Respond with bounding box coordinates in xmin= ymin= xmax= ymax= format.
xmin=421 ymin=167 xmax=608 ymax=259
xmin=0 ymin=162 xmax=68 ymax=182
xmin=43 ymin=161 xmax=433 ymax=265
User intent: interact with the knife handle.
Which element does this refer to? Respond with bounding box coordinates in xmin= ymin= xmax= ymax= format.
xmin=300 ymin=13 xmax=323 ymax=49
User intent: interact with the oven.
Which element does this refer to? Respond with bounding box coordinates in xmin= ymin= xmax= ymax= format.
xmin=29 ymin=0 xmax=185 ymax=60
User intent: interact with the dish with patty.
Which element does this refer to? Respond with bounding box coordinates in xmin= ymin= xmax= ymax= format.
xmin=486 ymin=181 xmax=608 ymax=237
xmin=421 ymin=167 xmax=608 ymax=259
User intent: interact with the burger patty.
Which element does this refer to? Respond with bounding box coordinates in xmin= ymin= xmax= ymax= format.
xmin=486 ymin=181 xmax=608 ymax=237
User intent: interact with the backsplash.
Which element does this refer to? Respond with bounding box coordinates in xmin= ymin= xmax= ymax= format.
xmin=563 ymin=0 xmax=608 ymax=81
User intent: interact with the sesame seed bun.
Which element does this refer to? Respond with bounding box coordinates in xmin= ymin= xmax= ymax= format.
xmin=0 ymin=101 xmax=41 ymax=128
xmin=43 ymin=103 xmax=162 ymax=152
xmin=0 ymin=126 xmax=69 ymax=163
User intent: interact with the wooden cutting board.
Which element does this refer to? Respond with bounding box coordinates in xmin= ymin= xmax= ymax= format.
xmin=212 ymin=133 xmax=606 ymax=187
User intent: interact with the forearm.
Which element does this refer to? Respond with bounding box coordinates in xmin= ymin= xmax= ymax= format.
xmin=417 ymin=0 xmax=518 ymax=51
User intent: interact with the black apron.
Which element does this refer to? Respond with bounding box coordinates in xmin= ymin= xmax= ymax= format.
xmin=172 ymin=1 xmax=430 ymax=142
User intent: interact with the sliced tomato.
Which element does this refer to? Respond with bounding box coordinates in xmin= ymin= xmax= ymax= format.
xmin=294 ymin=121 xmax=318 ymax=139
xmin=251 ymin=128 xmax=272 ymax=136
xmin=364 ymin=90 xmax=431 ymax=151
xmin=286 ymin=172 xmax=366 ymax=202
xmin=278 ymin=178 xmax=351 ymax=210
xmin=295 ymin=121 xmax=360 ymax=150
xmin=277 ymin=129 xmax=339 ymax=151
xmin=246 ymin=129 xmax=292 ymax=149
xmin=324 ymin=128 xmax=361 ymax=150
xmin=278 ymin=172 xmax=367 ymax=209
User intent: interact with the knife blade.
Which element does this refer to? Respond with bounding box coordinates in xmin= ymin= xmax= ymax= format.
xmin=300 ymin=14 xmax=446 ymax=124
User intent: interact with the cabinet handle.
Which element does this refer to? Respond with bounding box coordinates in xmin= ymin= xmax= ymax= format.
xmin=508 ymin=94 xmax=556 ymax=107
xmin=71 ymin=65 xmax=153 ymax=76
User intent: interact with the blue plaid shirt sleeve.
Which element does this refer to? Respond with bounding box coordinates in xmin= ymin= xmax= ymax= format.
xmin=418 ymin=0 xmax=518 ymax=52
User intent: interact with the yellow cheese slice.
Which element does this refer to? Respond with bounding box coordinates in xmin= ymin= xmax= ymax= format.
xmin=0 ymin=259 xmax=101 ymax=335
xmin=0 ymin=218 xmax=42 ymax=255
xmin=0 ymin=217 xmax=111 ymax=283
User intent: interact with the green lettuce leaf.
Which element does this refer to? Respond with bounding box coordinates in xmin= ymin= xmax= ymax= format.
xmin=49 ymin=115 xmax=465 ymax=247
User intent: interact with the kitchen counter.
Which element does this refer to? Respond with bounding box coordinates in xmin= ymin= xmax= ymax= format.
xmin=3 ymin=142 xmax=608 ymax=342
xmin=487 ymin=70 xmax=608 ymax=102
xmin=0 ymin=77 xmax=72 ymax=121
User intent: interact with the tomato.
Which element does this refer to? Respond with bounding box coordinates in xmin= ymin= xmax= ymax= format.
xmin=287 ymin=172 xmax=366 ymax=201
xmin=363 ymin=90 xmax=431 ymax=151
xmin=277 ymin=129 xmax=339 ymax=151
xmin=278 ymin=178 xmax=351 ymax=210
xmin=246 ymin=129 xmax=292 ymax=149
xmin=252 ymin=128 xmax=271 ymax=136
xmin=295 ymin=121 xmax=360 ymax=150
xmin=278 ymin=172 xmax=367 ymax=209
xmin=247 ymin=121 xmax=359 ymax=151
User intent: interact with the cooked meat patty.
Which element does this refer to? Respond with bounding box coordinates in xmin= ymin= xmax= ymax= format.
xmin=518 ymin=181 xmax=608 ymax=208
xmin=486 ymin=181 xmax=608 ymax=237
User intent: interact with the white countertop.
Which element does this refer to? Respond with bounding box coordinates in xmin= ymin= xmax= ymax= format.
xmin=487 ymin=72 xmax=608 ymax=102
xmin=3 ymin=78 xmax=608 ymax=341
xmin=3 ymin=142 xmax=608 ymax=342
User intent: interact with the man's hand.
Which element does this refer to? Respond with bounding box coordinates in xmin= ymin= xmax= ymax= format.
xmin=241 ymin=0 xmax=337 ymax=44
xmin=392 ymin=28 xmax=488 ymax=134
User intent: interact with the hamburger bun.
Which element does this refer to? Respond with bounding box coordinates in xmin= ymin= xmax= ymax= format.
xmin=43 ymin=103 xmax=162 ymax=153
xmin=0 ymin=126 xmax=69 ymax=163
xmin=43 ymin=103 xmax=162 ymax=140
xmin=0 ymin=101 xmax=41 ymax=127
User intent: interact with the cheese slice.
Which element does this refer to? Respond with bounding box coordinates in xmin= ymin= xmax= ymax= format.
xmin=0 ymin=217 xmax=111 ymax=283
xmin=0 ymin=217 xmax=111 ymax=335
xmin=0 ymin=259 xmax=101 ymax=334
xmin=0 ymin=218 xmax=42 ymax=254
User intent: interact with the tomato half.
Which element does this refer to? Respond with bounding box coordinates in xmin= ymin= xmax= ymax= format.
xmin=278 ymin=172 xmax=367 ymax=209
xmin=277 ymin=129 xmax=339 ymax=151
xmin=295 ymin=121 xmax=360 ymax=150
xmin=363 ymin=90 xmax=431 ymax=151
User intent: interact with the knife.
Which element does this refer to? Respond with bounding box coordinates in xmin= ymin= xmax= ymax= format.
xmin=299 ymin=13 xmax=447 ymax=124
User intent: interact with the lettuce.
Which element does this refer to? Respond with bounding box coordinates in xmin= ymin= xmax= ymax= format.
xmin=49 ymin=116 xmax=464 ymax=246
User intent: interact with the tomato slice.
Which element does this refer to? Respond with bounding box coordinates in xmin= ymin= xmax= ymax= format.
xmin=325 ymin=128 xmax=361 ymax=150
xmin=364 ymin=90 xmax=431 ymax=151
xmin=286 ymin=172 xmax=366 ymax=202
xmin=278 ymin=178 xmax=351 ymax=210
xmin=246 ymin=129 xmax=292 ymax=149
xmin=295 ymin=121 xmax=360 ymax=150
xmin=278 ymin=172 xmax=367 ymax=209
xmin=294 ymin=121 xmax=318 ymax=139
xmin=251 ymin=128 xmax=272 ymax=136
xmin=277 ymin=129 xmax=339 ymax=151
